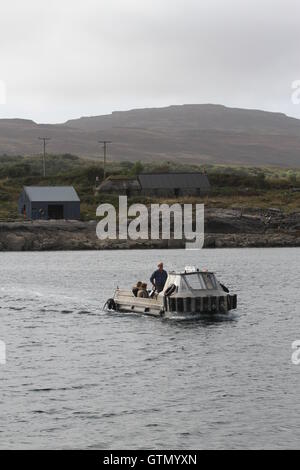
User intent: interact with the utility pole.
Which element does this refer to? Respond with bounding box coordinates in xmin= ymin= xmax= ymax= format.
xmin=39 ymin=137 xmax=51 ymax=177
xmin=98 ymin=140 xmax=112 ymax=180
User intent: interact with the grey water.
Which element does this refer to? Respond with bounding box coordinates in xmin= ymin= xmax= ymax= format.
xmin=0 ymin=248 xmax=299 ymax=450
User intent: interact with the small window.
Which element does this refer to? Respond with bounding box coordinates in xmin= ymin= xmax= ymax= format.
xmin=184 ymin=273 xmax=205 ymax=290
xmin=202 ymin=273 xmax=217 ymax=289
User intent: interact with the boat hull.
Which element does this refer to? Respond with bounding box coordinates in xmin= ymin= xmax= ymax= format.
xmin=109 ymin=289 xmax=237 ymax=318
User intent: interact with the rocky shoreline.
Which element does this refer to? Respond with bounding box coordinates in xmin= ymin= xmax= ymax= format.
xmin=0 ymin=208 xmax=299 ymax=251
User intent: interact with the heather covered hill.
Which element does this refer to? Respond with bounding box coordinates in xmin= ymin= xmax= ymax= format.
xmin=1 ymin=104 xmax=300 ymax=166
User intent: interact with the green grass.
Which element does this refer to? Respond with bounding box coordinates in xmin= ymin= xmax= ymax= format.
xmin=0 ymin=154 xmax=299 ymax=221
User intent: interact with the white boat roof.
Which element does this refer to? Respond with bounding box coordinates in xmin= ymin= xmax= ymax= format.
xmin=169 ymin=267 xmax=214 ymax=276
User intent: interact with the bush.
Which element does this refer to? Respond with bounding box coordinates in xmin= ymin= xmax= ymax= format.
xmin=83 ymin=166 xmax=104 ymax=183
xmin=130 ymin=161 xmax=144 ymax=176
xmin=2 ymin=163 xmax=31 ymax=178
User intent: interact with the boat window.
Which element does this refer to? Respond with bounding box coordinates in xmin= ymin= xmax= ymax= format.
xmin=179 ymin=277 xmax=189 ymax=290
xmin=202 ymin=273 xmax=217 ymax=289
xmin=184 ymin=273 xmax=205 ymax=290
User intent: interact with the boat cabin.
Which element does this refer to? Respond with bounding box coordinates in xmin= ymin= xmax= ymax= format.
xmin=163 ymin=267 xmax=220 ymax=296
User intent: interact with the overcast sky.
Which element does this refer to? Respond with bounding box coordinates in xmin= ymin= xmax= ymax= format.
xmin=0 ymin=0 xmax=300 ymax=123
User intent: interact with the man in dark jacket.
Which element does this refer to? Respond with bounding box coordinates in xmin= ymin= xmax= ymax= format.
xmin=150 ymin=262 xmax=168 ymax=293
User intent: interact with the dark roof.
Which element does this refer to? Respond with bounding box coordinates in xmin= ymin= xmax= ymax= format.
xmin=97 ymin=179 xmax=140 ymax=191
xmin=138 ymin=173 xmax=210 ymax=190
xmin=107 ymin=175 xmax=137 ymax=181
xmin=23 ymin=186 xmax=80 ymax=202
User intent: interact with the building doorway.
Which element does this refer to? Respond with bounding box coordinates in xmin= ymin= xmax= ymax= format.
xmin=48 ymin=204 xmax=64 ymax=219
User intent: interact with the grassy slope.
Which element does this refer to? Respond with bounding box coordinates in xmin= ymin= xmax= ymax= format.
xmin=0 ymin=154 xmax=299 ymax=221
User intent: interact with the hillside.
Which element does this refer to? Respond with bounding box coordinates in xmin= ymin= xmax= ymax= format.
xmin=1 ymin=104 xmax=300 ymax=167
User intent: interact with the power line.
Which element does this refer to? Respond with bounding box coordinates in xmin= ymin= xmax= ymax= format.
xmin=38 ymin=137 xmax=51 ymax=177
xmin=98 ymin=140 xmax=112 ymax=180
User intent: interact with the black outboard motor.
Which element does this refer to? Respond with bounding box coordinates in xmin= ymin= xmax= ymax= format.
xmin=104 ymin=298 xmax=116 ymax=311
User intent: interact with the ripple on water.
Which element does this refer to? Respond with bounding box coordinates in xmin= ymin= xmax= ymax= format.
xmin=0 ymin=248 xmax=300 ymax=450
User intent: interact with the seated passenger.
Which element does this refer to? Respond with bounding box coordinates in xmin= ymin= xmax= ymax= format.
xmin=137 ymin=283 xmax=149 ymax=298
xmin=132 ymin=281 xmax=142 ymax=297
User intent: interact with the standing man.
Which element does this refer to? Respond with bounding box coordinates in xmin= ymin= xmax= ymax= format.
xmin=150 ymin=262 xmax=168 ymax=293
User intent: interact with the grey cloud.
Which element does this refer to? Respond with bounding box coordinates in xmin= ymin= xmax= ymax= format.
xmin=0 ymin=0 xmax=299 ymax=123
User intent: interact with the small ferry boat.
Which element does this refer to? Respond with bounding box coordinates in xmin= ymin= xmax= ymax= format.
xmin=104 ymin=266 xmax=237 ymax=318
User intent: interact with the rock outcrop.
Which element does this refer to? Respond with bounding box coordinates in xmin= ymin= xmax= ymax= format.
xmin=0 ymin=208 xmax=299 ymax=251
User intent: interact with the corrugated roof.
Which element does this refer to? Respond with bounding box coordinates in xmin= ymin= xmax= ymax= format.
xmin=24 ymin=186 xmax=80 ymax=202
xmin=98 ymin=179 xmax=140 ymax=191
xmin=138 ymin=173 xmax=210 ymax=190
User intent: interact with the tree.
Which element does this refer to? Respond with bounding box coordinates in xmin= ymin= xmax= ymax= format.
xmin=131 ymin=161 xmax=144 ymax=176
